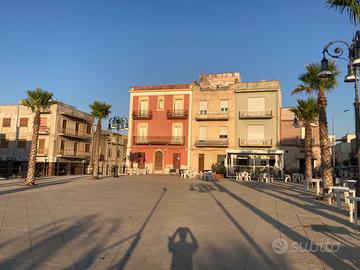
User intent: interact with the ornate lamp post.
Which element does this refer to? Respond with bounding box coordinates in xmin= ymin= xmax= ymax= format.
xmin=318 ymin=31 xmax=360 ymax=211
xmin=108 ymin=116 xmax=128 ymax=177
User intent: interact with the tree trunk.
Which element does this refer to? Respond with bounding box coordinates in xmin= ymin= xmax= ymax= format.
xmin=318 ymin=90 xmax=333 ymax=191
xmin=26 ymin=111 xmax=41 ymax=185
xmin=304 ymin=122 xmax=313 ymax=184
xmin=92 ymin=118 xmax=102 ymax=179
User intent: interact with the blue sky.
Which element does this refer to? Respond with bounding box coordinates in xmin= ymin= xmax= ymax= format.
xmin=0 ymin=0 xmax=358 ymax=137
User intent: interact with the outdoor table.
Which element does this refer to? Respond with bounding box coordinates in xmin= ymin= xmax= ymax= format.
xmin=348 ymin=196 xmax=360 ymax=224
xmin=328 ymin=187 xmax=355 ymax=209
xmin=342 ymin=179 xmax=357 ymax=187
xmin=304 ymin=178 xmax=322 ymax=195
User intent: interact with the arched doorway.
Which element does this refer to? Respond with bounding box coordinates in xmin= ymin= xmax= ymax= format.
xmin=155 ymin=151 xmax=163 ymax=170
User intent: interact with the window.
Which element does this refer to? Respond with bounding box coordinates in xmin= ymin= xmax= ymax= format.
xmin=17 ymin=140 xmax=26 ymax=149
xmin=248 ymin=97 xmax=265 ymax=112
xmin=219 ymin=127 xmax=228 ymax=139
xmin=2 ymin=118 xmax=11 ymax=127
xmin=108 ymin=149 xmax=112 ymax=157
xmin=38 ymin=139 xmax=45 ymax=154
xmin=220 ymin=100 xmax=229 ymax=112
xmin=139 ymin=99 xmax=149 ymax=116
xmin=247 ymin=125 xmax=265 ymax=139
xmin=74 ymin=142 xmax=78 ymax=153
xmin=40 ymin=118 xmax=47 ymax=127
xmin=200 ymin=101 xmax=207 ymax=114
xmin=60 ymin=140 xmax=65 ymax=154
xmin=0 ymin=139 xmax=9 ymax=148
xmin=137 ymin=124 xmax=148 ymax=143
xmin=174 ymin=98 xmax=184 ymax=113
xmin=117 ymin=149 xmax=120 ymax=158
xmin=157 ymin=97 xmax=164 ymax=111
xmin=172 ymin=124 xmax=183 ymax=143
xmin=87 ymin=125 xmax=92 ymax=134
xmin=199 ymin=127 xmax=206 ymax=140
xmin=62 ymin=120 xmax=67 ymax=132
xmin=85 ymin=144 xmax=90 ymax=153
xmin=19 ymin=118 xmax=28 ymax=127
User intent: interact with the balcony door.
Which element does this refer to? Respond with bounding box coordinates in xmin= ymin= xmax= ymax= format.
xmin=139 ymin=100 xmax=148 ymax=116
xmin=174 ymin=98 xmax=184 ymax=116
xmin=155 ymin=151 xmax=163 ymax=170
xmin=173 ymin=153 xmax=181 ymax=170
xmin=199 ymin=127 xmax=206 ymax=141
xmin=137 ymin=124 xmax=148 ymax=143
xmin=198 ymin=154 xmax=204 ymax=172
xmin=172 ymin=124 xmax=182 ymax=144
xmin=248 ymin=97 xmax=265 ymax=113
xmin=247 ymin=125 xmax=265 ymax=143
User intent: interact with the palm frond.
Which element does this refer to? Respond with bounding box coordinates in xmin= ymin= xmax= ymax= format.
xmin=327 ymin=0 xmax=360 ymax=25
xmin=89 ymin=101 xmax=112 ymax=119
xmin=22 ymin=88 xmax=55 ymax=112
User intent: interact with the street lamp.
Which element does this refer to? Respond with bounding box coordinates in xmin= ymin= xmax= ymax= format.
xmin=332 ymin=110 xmax=350 ymax=168
xmin=108 ymin=116 xmax=128 ymax=177
xmin=318 ymin=31 xmax=360 ymax=212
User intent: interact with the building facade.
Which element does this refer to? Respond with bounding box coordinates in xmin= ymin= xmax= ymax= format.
xmin=334 ymin=133 xmax=355 ymax=166
xmin=0 ymin=102 xmax=93 ymax=177
xmin=227 ymin=80 xmax=283 ymax=177
xmin=98 ymin=130 xmax=127 ymax=175
xmin=190 ymin=73 xmax=238 ymax=172
xmin=127 ymin=84 xmax=191 ymax=173
xmin=280 ymin=107 xmax=321 ymax=173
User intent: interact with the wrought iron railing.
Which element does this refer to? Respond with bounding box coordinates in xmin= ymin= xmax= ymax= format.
xmin=167 ymin=110 xmax=188 ymax=119
xmin=133 ymin=136 xmax=185 ymax=145
xmin=132 ymin=110 xmax=153 ymax=119
xmin=195 ymin=112 xmax=230 ymax=121
xmin=195 ymin=139 xmax=229 ymax=147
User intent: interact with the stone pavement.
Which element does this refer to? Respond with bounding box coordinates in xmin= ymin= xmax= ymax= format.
xmin=0 ymin=175 xmax=359 ymax=270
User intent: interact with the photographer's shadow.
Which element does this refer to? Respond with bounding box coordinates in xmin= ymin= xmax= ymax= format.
xmin=168 ymin=227 xmax=198 ymax=270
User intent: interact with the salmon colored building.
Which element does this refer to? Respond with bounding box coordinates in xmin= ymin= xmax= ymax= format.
xmin=126 ymin=84 xmax=192 ymax=173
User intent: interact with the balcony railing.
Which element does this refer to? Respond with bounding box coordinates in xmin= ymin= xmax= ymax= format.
xmin=58 ymin=149 xmax=91 ymax=158
xmin=239 ymin=111 xmax=273 ymax=119
xmin=133 ymin=136 xmax=185 ymax=145
xmin=195 ymin=112 xmax=229 ymax=121
xmin=238 ymin=138 xmax=272 ymax=147
xmin=132 ymin=110 xmax=153 ymax=120
xmin=37 ymin=148 xmax=49 ymax=156
xmin=59 ymin=128 xmax=92 ymax=139
xmin=195 ymin=139 xmax=229 ymax=147
xmin=39 ymin=126 xmax=50 ymax=134
xmin=167 ymin=110 xmax=188 ymax=119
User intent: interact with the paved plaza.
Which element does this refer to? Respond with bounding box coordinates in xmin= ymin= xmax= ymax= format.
xmin=0 ymin=175 xmax=359 ymax=270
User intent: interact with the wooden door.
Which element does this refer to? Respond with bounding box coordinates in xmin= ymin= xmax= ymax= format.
xmin=155 ymin=151 xmax=163 ymax=170
xmin=198 ymin=154 xmax=204 ymax=172
xmin=173 ymin=153 xmax=181 ymax=170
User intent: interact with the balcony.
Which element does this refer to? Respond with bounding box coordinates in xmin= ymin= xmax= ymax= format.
xmin=195 ymin=139 xmax=228 ymax=147
xmin=58 ymin=149 xmax=91 ymax=158
xmin=39 ymin=126 xmax=50 ymax=134
xmin=133 ymin=136 xmax=185 ymax=145
xmin=132 ymin=110 xmax=153 ymax=120
xmin=167 ymin=110 xmax=188 ymax=119
xmin=37 ymin=148 xmax=49 ymax=156
xmin=59 ymin=128 xmax=92 ymax=140
xmin=238 ymin=138 xmax=272 ymax=147
xmin=195 ymin=112 xmax=229 ymax=121
xmin=239 ymin=111 xmax=273 ymax=119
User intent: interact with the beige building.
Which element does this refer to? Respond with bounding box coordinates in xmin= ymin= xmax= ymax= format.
xmin=226 ymin=80 xmax=283 ymax=177
xmin=280 ymin=107 xmax=320 ymax=173
xmin=190 ymin=73 xmax=239 ymax=172
xmin=0 ymin=102 xmax=93 ymax=177
xmin=98 ymin=130 xmax=127 ymax=175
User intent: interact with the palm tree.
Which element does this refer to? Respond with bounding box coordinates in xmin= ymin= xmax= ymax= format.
xmin=89 ymin=101 xmax=112 ymax=179
xmin=327 ymin=0 xmax=360 ymax=25
xmin=21 ymin=88 xmax=55 ymax=186
xmin=292 ymin=62 xmax=340 ymax=193
xmin=290 ymin=98 xmax=319 ymax=185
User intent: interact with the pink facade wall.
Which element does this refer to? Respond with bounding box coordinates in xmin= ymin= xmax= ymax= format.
xmin=131 ymin=93 xmax=190 ymax=169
